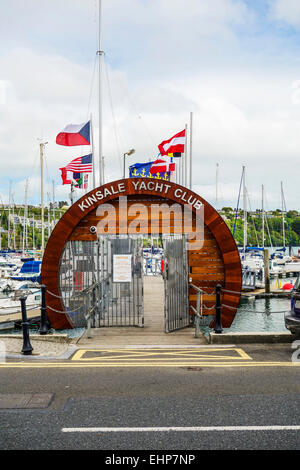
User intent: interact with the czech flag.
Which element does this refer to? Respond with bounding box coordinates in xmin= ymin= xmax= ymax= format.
xmin=56 ymin=121 xmax=90 ymax=146
xmin=150 ymin=159 xmax=175 ymax=175
xmin=158 ymin=129 xmax=185 ymax=156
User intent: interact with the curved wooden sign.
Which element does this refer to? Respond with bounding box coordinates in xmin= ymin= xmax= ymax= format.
xmin=41 ymin=178 xmax=242 ymax=330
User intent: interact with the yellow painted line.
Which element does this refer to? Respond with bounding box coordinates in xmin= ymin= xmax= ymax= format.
xmin=71 ymin=348 xmax=252 ymax=362
xmin=0 ymin=362 xmax=299 ymax=368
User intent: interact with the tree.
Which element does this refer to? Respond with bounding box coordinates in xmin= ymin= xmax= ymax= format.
xmin=292 ymin=218 xmax=300 ymax=237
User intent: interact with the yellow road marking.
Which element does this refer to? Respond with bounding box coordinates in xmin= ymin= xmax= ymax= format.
xmin=71 ymin=348 xmax=252 ymax=362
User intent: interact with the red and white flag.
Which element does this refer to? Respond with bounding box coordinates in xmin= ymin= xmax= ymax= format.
xmin=158 ymin=129 xmax=185 ymax=156
xmin=56 ymin=121 xmax=90 ymax=146
xmin=150 ymin=159 xmax=175 ymax=175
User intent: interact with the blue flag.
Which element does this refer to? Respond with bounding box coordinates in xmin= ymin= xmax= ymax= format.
xmin=129 ymin=162 xmax=172 ymax=181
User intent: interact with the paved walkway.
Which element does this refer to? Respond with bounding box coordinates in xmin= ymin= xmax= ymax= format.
xmin=78 ymin=276 xmax=207 ymax=348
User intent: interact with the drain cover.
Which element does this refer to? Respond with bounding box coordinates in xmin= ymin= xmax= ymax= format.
xmin=0 ymin=394 xmax=53 ymax=409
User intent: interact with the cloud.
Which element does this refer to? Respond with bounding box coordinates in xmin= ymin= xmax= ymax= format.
xmin=268 ymin=0 xmax=300 ymax=29
xmin=0 ymin=1 xmax=300 ymax=211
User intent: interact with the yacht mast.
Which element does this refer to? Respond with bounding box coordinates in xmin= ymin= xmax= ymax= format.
xmin=52 ymin=180 xmax=56 ymax=228
xmin=8 ymin=182 xmax=11 ymax=249
xmin=262 ymin=184 xmax=264 ymax=248
xmin=32 ymin=214 xmax=35 ymax=250
xmin=281 ymin=181 xmax=285 ymax=248
xmin=40 ymin=142 xmax=48 ymax=256
xmin=243 ymin=166 xmax=247 ymax=253
xmin=23 ymin=178 xmax=28 ymax=253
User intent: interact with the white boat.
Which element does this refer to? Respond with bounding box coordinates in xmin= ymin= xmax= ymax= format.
xmin=0 ymin=288 xmax=41 ymax=315
xmin=280 ymin=260 xmax=300 ymax=274
xmin=269 ymin=259 xmax=283 ymax=276
xmin=0 ymin=279 xmax=39 ymax=293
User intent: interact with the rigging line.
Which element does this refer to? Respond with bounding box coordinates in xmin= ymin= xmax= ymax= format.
xmin=264 ymin=193 xmax=274 ymax=248
xmin=281 ymin=185 xmax=292 ymax=249
xmin=263 ymin=191 xmax=273 ymax=248
xmin=233 ymin=167 xmax=244 ymax=238
xmin=103 ymin=55 xmax=122 ymax=173
xmin=86 ymin=53 xmax=98 ymax=120
xmin=108 ymin=56 xmax=156 ymax=149
xmin=246 ymin=188 xmax=259 ymax=246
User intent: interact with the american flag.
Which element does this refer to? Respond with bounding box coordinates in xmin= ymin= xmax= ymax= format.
xmin=65 ymin=154 xmax=93 ymax=173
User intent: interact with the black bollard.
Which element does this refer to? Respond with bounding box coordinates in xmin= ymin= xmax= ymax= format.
xmin=214 ymin=284 xmax=223 ymax=334
xmin=20 ymin=296 xmax=33 ymax=355
xmin=39 ymin=285 xmax=49 ymax=335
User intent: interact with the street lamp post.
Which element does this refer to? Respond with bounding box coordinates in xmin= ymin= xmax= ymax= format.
xmin=123 ymin=149 xmax=135 ymax=179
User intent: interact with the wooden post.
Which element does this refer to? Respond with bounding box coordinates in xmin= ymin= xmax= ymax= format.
xmin=264 ymin=249 xmax=270 ymax=293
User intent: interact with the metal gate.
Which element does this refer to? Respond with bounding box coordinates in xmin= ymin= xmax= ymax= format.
xmin=58 ymin=236 xmax=144 ymax=328
xmin=163 ymin=235 xmax=190 ymax=333
xmin=97 ymin=236 xmax=144 ymax=327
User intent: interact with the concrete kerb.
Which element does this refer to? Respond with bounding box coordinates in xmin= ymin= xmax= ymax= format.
xmin=209 ymin=332 xmax=299 ymax=344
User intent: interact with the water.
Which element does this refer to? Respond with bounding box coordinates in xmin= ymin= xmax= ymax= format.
xmin=200 ymin=296 xmax=291 ymax=336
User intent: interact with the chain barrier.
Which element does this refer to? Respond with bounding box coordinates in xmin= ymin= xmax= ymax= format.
xmin=46 ymin=304 xmax=83 ymax=315
xmin=47 ymin=290 xmax=64 ymax=299
xmin=201 ymin=290 xmax=216 ymax=296
xmin=221 ymin=288 xmax=242 ymax=295
xmin=222 ymin=303 xmax=240 ymax=310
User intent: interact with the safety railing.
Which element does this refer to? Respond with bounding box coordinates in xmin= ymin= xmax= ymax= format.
xmin=189 ymin=283 xmax=204 ymax=338
xmin=189 ymin=284 xmax=239 ymax=336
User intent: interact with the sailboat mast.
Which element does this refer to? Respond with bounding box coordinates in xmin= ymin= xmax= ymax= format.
xmin=281 ymin=181 xmax=285 ymax=248
xmin=52 ymin=180 xmax=55 ymax=228
xmin=40 ymin=142 xmax=47 ymax=256
xmin=32 ymin=214 xmax=35 ymax=250
xmin=243 ymin=166 xmax=247 ymax=253
xmin=23 ymin=178 xmax=28 ymax=253
xmin=262 ymin=184 xmax=264 ymax=248
xmin=12 ymin=195 xmax=16 ymax=250
xmin=8 ymin=182 xmax=11 ymax=250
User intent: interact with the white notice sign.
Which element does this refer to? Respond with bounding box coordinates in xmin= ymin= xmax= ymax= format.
xmin=113 ymin=254 xmax=132 ymax=283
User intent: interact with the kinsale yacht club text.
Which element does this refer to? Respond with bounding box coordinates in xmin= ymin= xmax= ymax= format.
xmin=77 ymin=179 xmax=203 ymax=213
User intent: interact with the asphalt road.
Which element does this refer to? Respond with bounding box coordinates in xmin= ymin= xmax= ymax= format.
xmin=0 ymin=344 xmax=300 ymax=452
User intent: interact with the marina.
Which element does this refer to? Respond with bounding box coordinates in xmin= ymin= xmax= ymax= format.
xmin=0 ymin=3 xmax=299 ymax=345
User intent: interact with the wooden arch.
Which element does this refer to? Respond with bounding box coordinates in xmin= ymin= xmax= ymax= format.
xmin=41 ymin=178 xmax=242 ymax=329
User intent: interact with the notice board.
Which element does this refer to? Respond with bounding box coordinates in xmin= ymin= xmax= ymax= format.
xmin=113 ymin=254 xmax=132 ymax=282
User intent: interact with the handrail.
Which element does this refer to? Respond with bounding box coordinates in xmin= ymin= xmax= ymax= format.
xmin=189 ymin=283 xmax=205 ymax=294
xmin=189 ymin=283 xmax=203 ymax=338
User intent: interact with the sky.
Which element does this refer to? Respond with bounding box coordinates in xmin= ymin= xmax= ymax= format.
xmin=1 ymin=0 xmax=300 ymax=210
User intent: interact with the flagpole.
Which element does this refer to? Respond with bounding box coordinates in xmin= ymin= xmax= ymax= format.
xmin=90 ymin=113 xmax=96 ymax=189
xmin=189 ymin=111 xmax=193 ymax=190
xmin=184 ymin=123 xmax=187 ymax=187
xmin=98 ymin=0 xmax=104 ymax=186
